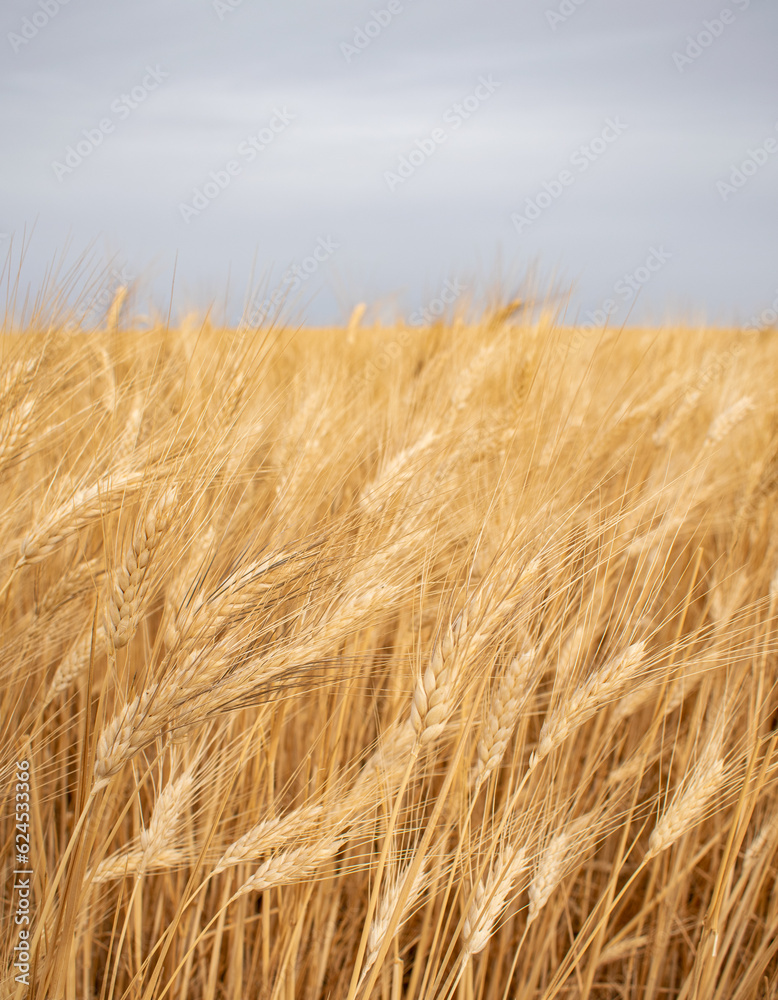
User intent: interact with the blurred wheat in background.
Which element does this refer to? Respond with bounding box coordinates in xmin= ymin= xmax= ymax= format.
xmin=1 ymin=299 xmax=777 ymax=1000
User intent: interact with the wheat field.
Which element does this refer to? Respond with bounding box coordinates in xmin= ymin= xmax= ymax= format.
xmin=1 ymin=301 xmax=777 ymax=1000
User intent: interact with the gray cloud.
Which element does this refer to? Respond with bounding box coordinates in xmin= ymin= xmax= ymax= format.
xmin=1 ymin=0 xmax=776 ymax=327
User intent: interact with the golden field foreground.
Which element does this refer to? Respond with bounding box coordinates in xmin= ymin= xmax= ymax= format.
xmin=1 ymin=308 xmax=778 ymax=1000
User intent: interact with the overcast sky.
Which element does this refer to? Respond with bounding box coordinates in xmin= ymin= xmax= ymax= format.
xmin=2 ymin=0 xmax=776 ymax=329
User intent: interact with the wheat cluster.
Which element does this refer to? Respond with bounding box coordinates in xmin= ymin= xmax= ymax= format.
xmin=1 ymin=302 xmax=777 ymax=1000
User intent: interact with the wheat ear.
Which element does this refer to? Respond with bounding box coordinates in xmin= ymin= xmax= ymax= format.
xmin=530 ymin=641 xmax=646 ymax=769
xmin=742 ymin=810 xmax=778 ymax=874
xmin=90 ymin=764 xmax=196 ymax=882
xmin=138 ymin=767 xmax=196 ymax=866
xmin=0 ymin=399 xmax=34 ymax=468
xmin=229 ymin=838 xmax=345 ymax=903
xmin=472 ymin=648 xmax=538 ymax=789
xmin=104 ymin=487 xmax=177 ymax=648
xmin=646 ymin=716 xmax=726 ymax=860
xmin=43 ymin=629 xmax=104 ymax=707
xmin=462 ymin=845 xmax=528 ymax=956
xmin=450 ymin=343 xmax=498 ymax=412
xmin=527 ymin=831 xmax=571 ymax=926
xmin=215 ymin=727 xmax=413 ymax=877
xmin=111 ymin=397 xmax=144 ymax=468
xmin=89 ymin=848 xmax=186 ymax=884
xmin=360 ymin=860 xmax=428 ymax=984
xmin=213 ymin=804 xmax=326 ymax=875
xmin=526 ymin=808 xmax=603 ymax=926
xmin=18 ymin=471 xmax=147 ymax=564
xmin=408 ymin=553 xmax=541 ymax=747
xmin=408 ymin=618 xmax=460 ymax=746
xmin=705 ymin=395 xmax=754 ymax=445
xmin=93 ymin=689 xmax=157 ymax=790
xmin=360 ymin=430 xmax=438 ymax=513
